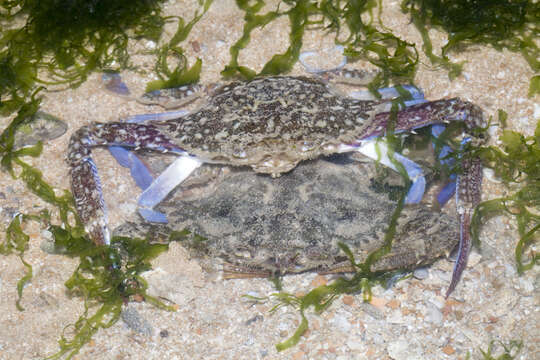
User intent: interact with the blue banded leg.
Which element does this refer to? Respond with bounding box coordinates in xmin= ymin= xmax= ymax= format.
xmin=108 ymin=146 xmax=154 ymax=190
xmin=109 ymin=147 xmax=202 ymax=223
xmin=354 ymin=98 xmax=485 ymax=297
xmin=431 ymin=124 xmax=457 ymax=206
xmin=68 ymin=122 xmax=188 ymax=245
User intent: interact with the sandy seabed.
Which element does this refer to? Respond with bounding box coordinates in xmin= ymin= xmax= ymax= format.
xmin=0 ymin=1 xmax=538 ymax=359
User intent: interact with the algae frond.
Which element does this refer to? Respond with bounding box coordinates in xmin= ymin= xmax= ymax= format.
xmin=0 ymin=0 xmax=168 ymax=115
xmin=466 ymin=339 xmax=523 ymax=360
xmin=401 ymin=0 xmax=539 ymax=88
xmin=222 ymin=0 xmax=418 ymax=89
xmin=473 ymin=116 xmax=540 ymax=273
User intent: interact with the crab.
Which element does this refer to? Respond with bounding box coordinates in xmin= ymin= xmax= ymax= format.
xmin=67 ymin=69 xmax=485 ymax=297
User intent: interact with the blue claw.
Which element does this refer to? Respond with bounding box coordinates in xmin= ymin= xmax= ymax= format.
xmin=405 ymin=176 xmax=426 ymax=204
xmin=108 ymin=146 xmax=154 ymax=190
xmin=392 ymin=152 xmax=426 ymax=204
xmin=436 ymin=180 xmax=456 ymax=206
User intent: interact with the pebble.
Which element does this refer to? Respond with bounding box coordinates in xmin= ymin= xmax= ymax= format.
xmin=342 ymin=295 xmax=354 ymax=306
xmin=121 ymin=306 xmax=153 ymax=336
xmin=442 ymin=345 xmax=455 ymax=355
xmin=346 ymin=338 xmax=365 ymax=351
xmin=518 ymin=277 xmax=534 ymax=293
xmin=358 ymin=302 xmax=384 ymax=320
xmin=310 ymin=274 xmax=328 ymax=287
xmin=425 ymin=303 xmax=443 ymax=325
xmin=413 ymin=267 xmax=429 ymax=280
xmin=467 ymin=251 xmax=482 ymax=267
xmin=387 ymin=311 xmax=405 ymax=324
xmin=332 ymin=314 xmax=351 ymax=333
xmin=369 ymin=297 xmax=387 ymax=309
xmin=388 ymin=339 xmax=422 ymax=360
xmin=386 ymin=299 xmax=400 ymax=309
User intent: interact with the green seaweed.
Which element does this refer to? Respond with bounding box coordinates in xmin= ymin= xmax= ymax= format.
xmin=0 ymin=0 xmax=168 ymax=115
xmin=222 ymin=0 xmax=418 ymax=88
xmin=144 ymin=0 xmax=213 ymax=92
xmin=529 ymin=75 xmax=540 ymax=97
xmin=45 ymin=230 xmax=176 ymax=359
xmin=466 ymin=339 xmax=523 ymax=360
xmin=401 ymin=0 xmax=539 ymax=87
xmin=472 ymin=117 xmax=540 ymax=273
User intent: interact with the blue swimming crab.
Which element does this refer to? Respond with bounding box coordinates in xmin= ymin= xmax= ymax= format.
xmin=67 ymin=70 xmax=485 ymax=297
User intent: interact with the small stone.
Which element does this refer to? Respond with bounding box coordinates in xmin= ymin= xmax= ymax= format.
xmin=518 ymin=277 xmax=534 ymax=293
xmin=121 ymin=306 xmax=153 ymax=336
xmin=467 ymin=251 xmax=482 ymax=267
xmin=159 ymin=329 xmax=169 ymax=338
xmin=387 ymin=311 xmax=405 ymax=324
xmin=332 ymin=314 xmax=351 ymax=333
xmin=388 ymin=340 xmax=407 ymax=359
xmin=386 ymin=299 xmax=400 ymax=309
xmin=40 ymin=229 xmax=53 ymax=241
xmin=442 ymin=345 xmax=455 ymax=355
xmin=369 ymin=297 xmax=386 ymax=309
xmin=245 ymin=314 xmax=263 ymax=326
xmin=359 ymin=302 xmax=384 ymax=320
xmin=292 ymin=351 xmax=305 ymax=360
xmin=346 ymin=339 xmax=365 ymax=351
xmin=311 ymin=275 xmax=328 ymax=287
xmin=342 ymin=295 xmax=354 ymax=306
xmin=425 ymin=303 xmax=443 ymax=325
xmin=413 ymin=267 xmax=429 ymax=280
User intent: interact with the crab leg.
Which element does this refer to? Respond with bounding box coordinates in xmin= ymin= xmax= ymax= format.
xmin=339 ymin=140 xmax=426 ymax=204
xmin=68 ymin=122 xmax=191 ymax=245
xmin=107 ymin=109 xmax=190 ymax=191
xmin=138 ymin=155 xmax=202 ymax=222
xmin=354 ymin=98 xmax=485 ymax=296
